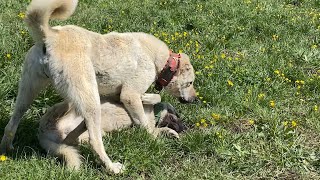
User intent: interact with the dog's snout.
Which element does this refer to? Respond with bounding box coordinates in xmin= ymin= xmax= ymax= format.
xmin=179 ymin=97 xmax=189 ymax=104
xmin=179 ymin=96 xmax=197 ymax=104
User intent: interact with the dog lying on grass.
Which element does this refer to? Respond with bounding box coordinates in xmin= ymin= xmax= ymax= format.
xmin=38 ymin=94 xmax=186 ymax=169
xmin=1 ymin=0 xmax=196 ymax=173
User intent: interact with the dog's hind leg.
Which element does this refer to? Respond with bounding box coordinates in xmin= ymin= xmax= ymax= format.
xmin=1 ymin=46 xmax=50 ymax=154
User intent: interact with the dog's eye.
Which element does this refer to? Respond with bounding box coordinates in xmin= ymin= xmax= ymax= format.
xmin=187 ymin=82 xmax=193 ymax=87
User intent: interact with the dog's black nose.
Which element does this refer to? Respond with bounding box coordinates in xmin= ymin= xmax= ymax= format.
xmin=179 ymin=97 xmax=199 ymax=104
xmin=179 ymin=97 xmax=190 ymax=104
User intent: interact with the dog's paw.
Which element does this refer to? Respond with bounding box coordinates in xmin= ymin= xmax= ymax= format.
xmin=154 ymin=127 xmax=180 ymax=139
xmin=141 ymin=94 xmax=161 ymax=105
xmin=107 ymin=162 xmax=125 ymax=174
xmin=168 ymin=129 xmax=180 ymax=139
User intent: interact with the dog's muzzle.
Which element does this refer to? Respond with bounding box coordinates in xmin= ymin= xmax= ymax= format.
xmin=179 ymin=97 xmax=196 ymax=104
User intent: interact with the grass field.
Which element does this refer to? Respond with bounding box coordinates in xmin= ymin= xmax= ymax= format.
xmin=1 ymin=0 xmax=320 ymax=179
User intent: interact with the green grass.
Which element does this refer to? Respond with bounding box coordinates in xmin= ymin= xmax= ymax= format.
xmin=1 ymin=0 xmax=320 ymax=179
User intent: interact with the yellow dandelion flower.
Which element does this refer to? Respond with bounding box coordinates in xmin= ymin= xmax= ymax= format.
xmin=283 ymin=121 xmax=288 ymax=126
xmin=183 ymin=32 xmax=188 ymax=37
xmin=220 ymin=53 xmax=226 ymax=59
xmin=6 ymin=54 xmax=11 ymax=59
xmin=266 ymin=77 xmax=271 ymax=82
xmin=0 ymin=155 xmax=7 ymax=162
xmin=203 ymin=122 xmax=208 ymax=128
xmin=311 ymin=44 xmax=318 ymax=49
xmin=178 ymin=49 xmax=183 ymax=53
xmin=227 ymin=80 xmax=234 ymax=87
xmin=203 ymin=100 xmax=207 ymax=104
xmin=18 ymin=12 xmax=25 ymax=19
xmin=258 ymin=93 xmax=265 ymax=100
xmin=272 ymin=34 xmax=279 ymax=41
xmin=291 ymin=120 xmax=297 ymax=128
xmin=195 ymin=122 xmax=200 ymax=127
xmin=200 ymin=119 xmax=206 ymax=124
xmin=274 ymin=70 xmax=280 ymax=75
xmin=269 ymin=100 xmax=275 ymax=108
xmin=162 ymin=32 xmax=168 ymax=36
xmin=314 ymin=105 xmax=318 ymax=111
xmin=248 ymin=119 xmax=255 ymax=125
xmin=199 ymin=96 xmax=203 ymax=100
xmin=195 ymin=71 xmax=201 ymax=75
xmin=211 ymin=113 xmax=221 ymax=120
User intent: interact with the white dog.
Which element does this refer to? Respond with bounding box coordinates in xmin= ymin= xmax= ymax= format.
xmin=1 ymin=0 xmax=196 ymax=174
xmin=38 ymin=94 xmax=180 ymax=169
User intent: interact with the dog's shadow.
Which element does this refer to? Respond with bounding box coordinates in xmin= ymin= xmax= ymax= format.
xmin=0 ymin=115 xmax=42 ymax=159
xmin=0 ymin=88 xmax=63 ymax=160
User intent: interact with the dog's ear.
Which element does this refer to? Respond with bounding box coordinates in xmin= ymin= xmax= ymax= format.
xmin=178 ymin=53 xmax=192 ymax=73
xmin=175 ymin=118 xmax=188 ymax=132
xmin=178 ymin=62 xmax=192 ymax=75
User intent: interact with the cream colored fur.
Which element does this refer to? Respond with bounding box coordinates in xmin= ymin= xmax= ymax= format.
xmin=38 ymin=94 xmax=178 ymax=169
xmin=0 ymin=0 xmax=196 ymax=174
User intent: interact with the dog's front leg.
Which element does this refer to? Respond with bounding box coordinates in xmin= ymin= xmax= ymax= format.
xmin=1 ymin=59 xmax=49 ymax=154
xmin=154 ymin=127 xmax=180 ymax=139
xmin=120 ymin=89 xmax=155 ymax=136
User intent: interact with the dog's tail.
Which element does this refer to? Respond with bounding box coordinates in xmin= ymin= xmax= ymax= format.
xmin=39 ymin=136 xmax=82 ymax=169
xmin=25 ymin=0 xmax=78 ymax=42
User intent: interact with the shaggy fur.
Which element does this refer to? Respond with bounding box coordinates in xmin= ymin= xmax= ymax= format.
xmin=0 ymin=0 xmax=196 ymax=174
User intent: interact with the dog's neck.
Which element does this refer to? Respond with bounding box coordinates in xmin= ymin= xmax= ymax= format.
xmin=155 ymin=51 xmax=180 ymax=91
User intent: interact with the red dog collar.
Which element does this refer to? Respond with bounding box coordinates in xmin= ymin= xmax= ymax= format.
xmin=155 ymin=51 xmax=181 ymax=91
